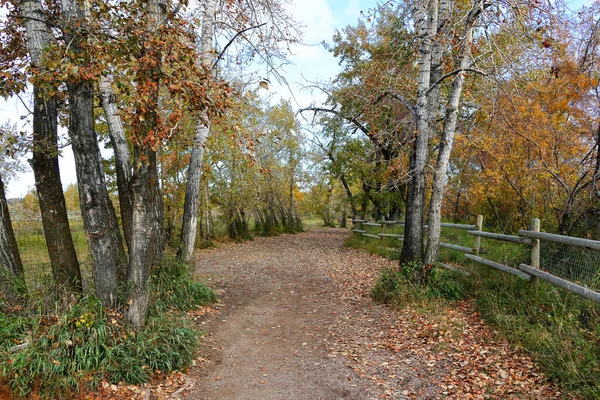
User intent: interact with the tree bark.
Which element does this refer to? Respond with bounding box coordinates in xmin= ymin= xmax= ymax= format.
xmin=424 ymin=3 xmax=480 ymax=265
xmin=178 ymin=0 xmax=217 ymax=262
xmin=426 ymin=0 xmax=453 ymax=135
xmin=20 ymin=0 xmax=82 ymax=296
xmin=99 ymin=75 xmax=133 ymax=249
xmin=127 ymin=150 xmax=160 ymax=328
xmin=125 ymin=0 xmax=165 ymax=329
xmin=400 ymin=1 xmax=437 ymax=264
xmin=178 ymin=115 xmax=210 ymax=261
xmin=63 ymin=0 xmax=127 ymax=307
xmin=340 ymin=204 xmax=347 ymax=228
xmin=339 ymin=174 xmax=357 ymax=217
xmin=0 ymin=175 xmax=25 ymax=303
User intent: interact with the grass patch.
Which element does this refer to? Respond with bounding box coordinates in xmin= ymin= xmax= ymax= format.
xmin=475 ymin=274 xmax=600 ymax=399
xmin=372 ymin=262 xmax=471 ymax=305
xmin=150 ymin=256 xmax=216 ymax=314
xmin=0 ymin=257 xmax=216 ymax=399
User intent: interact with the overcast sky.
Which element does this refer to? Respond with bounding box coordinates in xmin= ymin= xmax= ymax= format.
xmin=0 ymin=0 xmax=377 ymax=198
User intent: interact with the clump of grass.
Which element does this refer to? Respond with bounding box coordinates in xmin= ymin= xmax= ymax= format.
xmin=197 ymin=240 xmax=215 ymax=249
xmin=150 ymin=256 xmax=216 ymax=314
xmin=475 ymin=274 xmax=600 ymax=399
xmin=372 ymin=262 xmax=471 ymax=305
xmin=0 ymin=258 xmax=216 ymax=399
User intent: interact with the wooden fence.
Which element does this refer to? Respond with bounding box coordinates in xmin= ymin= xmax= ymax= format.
xmin=351 ymin=217 xmax=600 ymax=304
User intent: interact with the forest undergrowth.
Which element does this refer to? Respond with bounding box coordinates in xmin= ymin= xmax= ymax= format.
xmin=0 ymin=255 xmax=215 ymax=399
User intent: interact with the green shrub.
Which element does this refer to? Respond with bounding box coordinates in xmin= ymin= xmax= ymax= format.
xmin=372 ymin=268 xmax=404 ymax=304
xmin=426 ymin=266 xmax=471 ymax=300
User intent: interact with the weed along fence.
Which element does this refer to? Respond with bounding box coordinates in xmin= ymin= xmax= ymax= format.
xmin=351 ymin=217 xmax=600 ymax=304
xmin=351 ymin=218 xmax=482 ymax=276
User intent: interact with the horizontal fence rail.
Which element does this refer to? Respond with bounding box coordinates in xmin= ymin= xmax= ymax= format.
xmin=440 ymin=222 xmax=477 ymax=230
xmin=439 ymin=262 xmax=471 ymax=276
xmin=378 ymin=233 xmax=404 ymax=239
xmin=519 ymin=230 xmax=600 ymax=251
xmin=519 ymin=264 xmax=600 ymax=303
xmin=362 ymin=233 xmax=381 ymax=239
xmin=352 ymin=215 xmax=600 ymax=304
xmin=466 ymin=254 xmax=531 ymax=280
xmin=439 ymin=242 xmax=474 ymax=254
xmin=468 ymin=230 xmax=531 ymax=245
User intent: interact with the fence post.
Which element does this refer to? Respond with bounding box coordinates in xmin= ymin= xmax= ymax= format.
xmin=474 ymin=215 xmax=483 ymax=256
xmin=530 ymin=218 xmax=540 ymax=285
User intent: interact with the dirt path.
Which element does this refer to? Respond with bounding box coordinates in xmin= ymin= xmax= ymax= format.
xmin=182 ymin=228 xmax=568 ymax=400
xmin=187 ymin=228 xmax=375 ymax=399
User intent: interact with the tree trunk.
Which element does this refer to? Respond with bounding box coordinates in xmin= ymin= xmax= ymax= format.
xmin=360 ymin=196 xmax=368 ymax=220
xmin=287 ymin=172 xmax=295 ymax=231
xmin=20 ymin=0 xmax=82 ymax=297
xmin=99 ymin=75 xmax=133 ymax=250
xmin=202 ymin=177 xmax=213 ymax=240
xmin=339 ymin=174 xmax=357 ymax=217
xmin=125 ymin=0 xmax=164 ymax=328
xmin=63 ymin=0 xmax=127 ymax=307
xmin=178 ymin=0 xmax=217 ymax=262
xmin=400 ymin=1 xmax=437 ymax=264
xmin=127 ymin=149 xmax=160 ymax=328
xmin=424 ymin=3 xmax=480 ymax=265
xmin=0 ymin=175 xmax=25 ymax=303
xmin=179 ymin=116 xmax=210 ymax=261
xmin=426 ymin=0 xmax=452 ymax=136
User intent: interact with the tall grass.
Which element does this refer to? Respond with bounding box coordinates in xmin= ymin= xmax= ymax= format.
xmin=12 ymin=218 xmax=91 ymax=287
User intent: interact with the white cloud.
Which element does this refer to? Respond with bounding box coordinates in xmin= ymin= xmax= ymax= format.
xmin=345 ymin=0 xmax=361 ymax=18
xmin=285 ymin=0 xmax=336 ymax=45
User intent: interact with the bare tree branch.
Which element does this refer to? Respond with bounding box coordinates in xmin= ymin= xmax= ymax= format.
xmin=426 ymin=68 xmax=487 ymax=94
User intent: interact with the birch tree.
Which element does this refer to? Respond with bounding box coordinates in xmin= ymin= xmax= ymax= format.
xmin=423 ymin=1 xmax=484 ymax=264
xmin=99 ymin=76 xmax=133 ymax=249
xmin=399 ymin=0 xmax=437 ymax=263
xmin=178 ymin=0 xmax=217 ymax=262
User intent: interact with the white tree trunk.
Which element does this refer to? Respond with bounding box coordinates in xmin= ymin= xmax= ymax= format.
xmin=99 ymin=75 xmax=133 ymax=249
xmin=424 ymin=3 xmax=481 ymax=265
xmin=178 ymin=0 xmax=217 ymax=262
xmin=62 ymin=0 xmax=127 ymax=306
xmin=400 ymin=0 xmax=438 ymax=263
